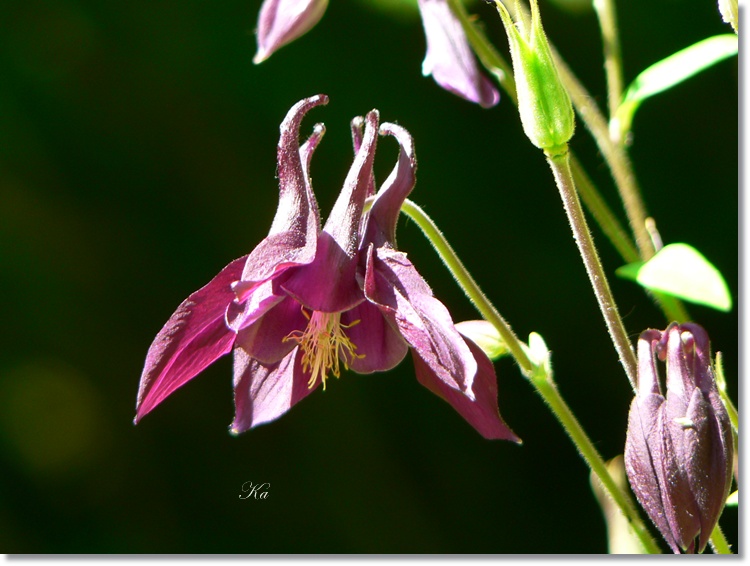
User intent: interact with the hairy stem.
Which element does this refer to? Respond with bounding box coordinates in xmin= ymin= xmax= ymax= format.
xmin=399 ymin=198 xmax=534 ymax=375
xmin=569 ymin=155 xmax=640 ymax=264
xmin=449 ymin=0 xmax=640 ymax=266
xmin=399 ymin=197 xmax=661 ymax=553
xmin=544 ymin=148 xmax=637 ymax=388
xmin=505 ymin=1 xmax=654 ymax=261
xmin=530 ymin=365 xmax=661 ymax=553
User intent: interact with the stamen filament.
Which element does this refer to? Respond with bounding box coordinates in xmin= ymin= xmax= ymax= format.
xmin=284 ymin=309 xmax=364 ymax=390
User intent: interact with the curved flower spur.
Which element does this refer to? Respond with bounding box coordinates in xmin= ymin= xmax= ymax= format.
xmin=135 ymin=95 xmax=518 ymax=442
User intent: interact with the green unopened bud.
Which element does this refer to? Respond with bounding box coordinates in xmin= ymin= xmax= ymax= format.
xmin=490 ymin=0 xmax=575 ymax=152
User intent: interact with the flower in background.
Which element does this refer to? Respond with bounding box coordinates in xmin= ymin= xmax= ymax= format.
xmin=136 ymin=95 xmax=518 ymax=442
xmin=624 ymin=323 xmax=733 ymax=553
xmin=254 ymin=0 xmax=329 ymax=63
xmin=252 ymin=0 xmax=499 ymax=108
xmin=418 ymin=0 xmax=499 ymax=108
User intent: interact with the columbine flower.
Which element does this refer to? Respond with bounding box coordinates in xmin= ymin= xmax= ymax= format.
xmin=135 ymin=95 xmax=518 ymax=442
xmin=418 ymin=0 xmax=500 ymax=108
xmin=624 ymin=323 xmax=733 ymax=553
xmin=254 ymin=0 xmax=329 ymax=64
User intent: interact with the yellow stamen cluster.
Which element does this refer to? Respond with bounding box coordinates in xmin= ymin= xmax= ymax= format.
xmin=284 ymin=309 xmax=363 ymax=389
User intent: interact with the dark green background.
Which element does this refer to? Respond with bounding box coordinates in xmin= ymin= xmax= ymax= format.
xmin=0 ymin=0 xmax=737 ymax=553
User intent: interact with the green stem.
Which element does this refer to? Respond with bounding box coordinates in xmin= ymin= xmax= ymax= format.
xmin=557 ymin=54 xmax=654 ymax=260
xmin=569 ymin=155 xmax=640 ymax=264
xmin=399 ymin=198 xmax=534 ymax=375
xmin=504 ymin=1 xmax=655 ymax=261
xmin=459 ymin=0 xmax=692 ymax=323
xmin=708 ymin=523 xmax=732 ymax=554
xmin=545 ymin=148 xmax=637 ymax=388
xmin=593 ymin=0 xmax=625 ymax=120
xmin=530 ymin=365 xmax=661 ymax=553
xmin=449 ymin=0 xmax=640 ymax=267
xmin=399 ymin=197 xmax=661 ymax=553
xmin=652 ymin=291 xmax=691 ymax=324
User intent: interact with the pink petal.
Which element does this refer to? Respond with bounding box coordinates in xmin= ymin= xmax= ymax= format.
xmin=340 ymin=300 xmax=409 ymax=373
xmin=231 ymin=346 xmax=319 ymax=433
xmin=226 ymin=279 xmax=284 ymax=332
xmin=234 ymin=296 xmax=308 ymax=364
xmin=412 ymin=336 xmax=520 ymax=441
xmin=135 ymin=256 xmax=246 ymax=423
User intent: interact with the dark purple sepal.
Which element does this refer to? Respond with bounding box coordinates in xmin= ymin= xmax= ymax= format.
xmin=135 ymin=256 xmax=246 ymax=423
xmin=413 ymin=336 xmax=520 ymax=441
xmin=363 ymin=245 xmax=476 ymax=397
xmin=417 ymin=0 xmax=500 ymax=108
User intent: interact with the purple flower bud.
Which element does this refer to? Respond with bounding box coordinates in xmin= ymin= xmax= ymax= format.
xmin=625 ymin=323 xmax=733 ymax=553
xmin=254 ymin=0 xmax=328 ymax=64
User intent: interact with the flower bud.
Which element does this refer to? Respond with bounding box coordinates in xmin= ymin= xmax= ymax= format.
xmin=624 ymin=323 xmax=733 ymax=553
xmin=490 ymin=0 xmax=575 ymax=151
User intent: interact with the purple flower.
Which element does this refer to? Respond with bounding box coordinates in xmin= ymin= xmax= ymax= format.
xmin=418 ymin=0 xmax=500 ymax=108
xmin=254 ymin=0 xmax=329 ymax=64
xmin=624 ymin=323 xmax=733 ymax=553
xmin=135 ymin=95 xmax=518 ymax=442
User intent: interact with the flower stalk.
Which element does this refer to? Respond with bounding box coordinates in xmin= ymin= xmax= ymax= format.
xmin=501 ymin=1 xmax=655 ymax=261
xmin=528 ymin=353 xmax=661 ymax=554
xmin=448 ymin=0 xmax=640 ymax=265
xmin=545 ymin=148 xmax=637 ymax=388
xmin=397 ymin=198 xmax=534 ymax=375
xmin=593 ymin=0 xmax=625 ymax=121
xmin=397 ymin=197 xmax=660 ymax=553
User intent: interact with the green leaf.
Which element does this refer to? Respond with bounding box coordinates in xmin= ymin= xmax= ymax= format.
xmin=613 ymin=34 xmax=738 ymax=137
xmin=616 ymin=243 xmax=732 ymax=312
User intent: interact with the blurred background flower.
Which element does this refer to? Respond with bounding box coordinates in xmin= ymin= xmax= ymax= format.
xmin=0 ymin=0 xmax=737 ymax=553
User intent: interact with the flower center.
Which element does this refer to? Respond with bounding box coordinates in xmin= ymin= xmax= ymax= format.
xmin=284 ymin=309 xmax=363 ymax=390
